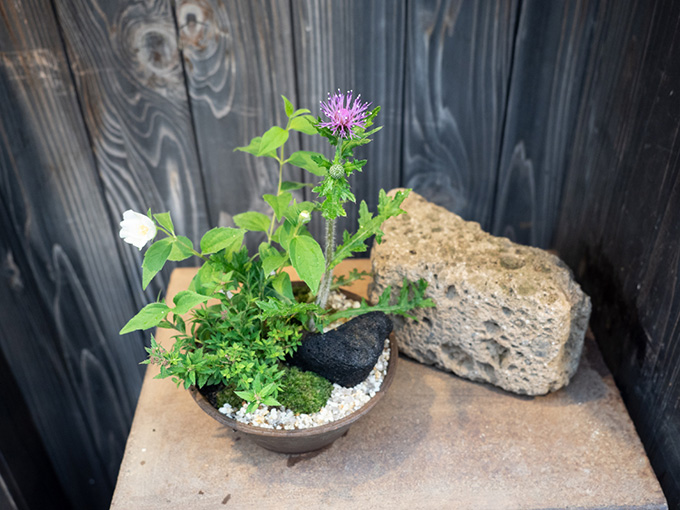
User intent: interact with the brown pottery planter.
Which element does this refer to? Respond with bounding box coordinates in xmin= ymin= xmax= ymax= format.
xmin=189 ymin=333 xmax=398 ymax=454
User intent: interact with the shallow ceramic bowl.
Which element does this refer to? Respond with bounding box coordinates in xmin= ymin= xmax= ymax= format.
xmin=189 ymin=333 xmax=398 ymax=454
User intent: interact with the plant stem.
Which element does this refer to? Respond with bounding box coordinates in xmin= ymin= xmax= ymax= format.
xmin=266 ymin=147 xmax=286 ymax=244
xmin=315 ymin=216 xmax=336 ymax=310
xmin=314 ymin=143 xmax=345 ymax=311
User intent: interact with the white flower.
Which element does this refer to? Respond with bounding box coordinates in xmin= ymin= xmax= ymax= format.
xmin=119 ymin=210 xmax=156 ymax=250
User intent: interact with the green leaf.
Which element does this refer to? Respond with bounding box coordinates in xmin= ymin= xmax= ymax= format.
xmin=289 ymin=236 xmax=324 ymax=294
xmin=282 ymin=95 xmax=294 ymax=117
xmin=323 ymin=277 xmax=435 ymax=326
xmin=263 ymin=192 xmax=292 ymax=221
xmin=200 ymin=227 xmax=245 ymax=255
xmin=331 ymin=189 xmax=410 ymax=267
xmin=313 ymin=174 xmax=355 ymax=221
xmin=291 ymin=108 xmax=311 ymax=118
xmin=233 ymin=211 xmax=270 ymax=232
xmin=189 ymin=263 xmax=234 ymax=296
xmin=142 ymin=238 xmax=173 ymax=290
xmin=287 ymin=151 xmax=326 ymax=176
xmin=282 ymin=200 xmax=316 ymax=223
xmin=262 ymin=396 xmax=282 ymax=407
xmin=234 ymin=136 xmax=275 ymax=158
xmin=120 ymin=302 xmax=170 ymax=334
xmin=234 ymin=389 xmax=255 ymax=401
xmin=258 ymin=126 xmax=289 ymax=156
xmin=273 ymin=220 xmax=295 ymax=251
xmin=172 ymin=290 xmax=210 ymax=315
xmin=289 ymin=115 xmax=317 ymax=135
xmin=259 ymin=244 xmax=288 ymax=275
xmin=153 ymin=212 xmax=174 ymax=234
xmin=281 ymin=181 xmax=313 ymax=192
xmin=168 ymin=236 xmax=194 ymax=262
xmin=271 ymin=272 xmax=294 ymax=301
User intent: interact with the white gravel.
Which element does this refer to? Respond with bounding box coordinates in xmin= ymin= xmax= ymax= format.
xmin=218 ymin=291 xmax=390 ymax=430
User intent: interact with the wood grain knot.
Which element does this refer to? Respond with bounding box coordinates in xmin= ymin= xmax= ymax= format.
xmin=136 ymin=26 xmax=177 ymax=73
xmin=177 ymin=0 xmax=223 ymax=53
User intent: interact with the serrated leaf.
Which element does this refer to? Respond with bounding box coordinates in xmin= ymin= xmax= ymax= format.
xmin=258 ymin=126 xmax=288 ymax=156
xmin=289 ymin=115 xmax=317 ymax=135
xmin=172 ymin=290 xmax=210 ymax=315
xmin=233 ymin=211 xmax=270 ymax=232
xmin=289 ymin=236 xmax=324 ymax=294
xmin=330 ymin=189 xmax=410 ymax=268
xmin=142 ymin=237 xmax=173 ymax=290
xmin=282 ymin=95 xmax=294 ymax=117
xmin=153 ymin=212 xmax=174 ymax=234
xmin=168 ymin=235 xmax=194 ymax=262
xmin=287 ymin=151 xmax=326 ymax=176
xmin=200 ymin=227 xmax=245 ymax=255
xmin=271 ymin=271 xmax=294 ymax=301
xmin=120 ymin=302 xmax=170 ymax=334
xmin=263 ymin=192 xmax=292 ymax=221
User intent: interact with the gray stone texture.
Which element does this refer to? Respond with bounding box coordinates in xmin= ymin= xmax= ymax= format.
xmin=369 ymin=190 xmax=592 ymax=395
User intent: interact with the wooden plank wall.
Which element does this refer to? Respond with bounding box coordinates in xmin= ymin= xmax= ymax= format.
xmin=492 ymin=0 xmax=598 ymax=246
xmin=553 ymin=0 xmax=680 ymax=506
xmin=403 ymin=0 xmax=518 ymax=230
xmin=1 ymin=0 xmax=679 ymax=507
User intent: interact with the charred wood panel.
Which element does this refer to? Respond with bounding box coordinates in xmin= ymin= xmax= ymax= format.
xmin=554 ymin=0 xmax=680 ymax=506
xmin=52 ymin=0 xmax=210 ymax=301
xmin=174 ymin=0 xmax=301 ymax=246
xmin=492 ymin=0 xmax=598 ymax=247
xmin=0 ymin=326 xmax=69 ymax=510
xmin=402 ymin=0 xmax=519 ymax=229
xmin=0 ymin=0 xmax=151 ymax=507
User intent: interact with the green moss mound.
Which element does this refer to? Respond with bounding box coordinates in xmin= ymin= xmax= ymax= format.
xmin=215 ymin=384 xmax=243 ymax=409
xmin=279 ymin=366 xmax=333 ymax=415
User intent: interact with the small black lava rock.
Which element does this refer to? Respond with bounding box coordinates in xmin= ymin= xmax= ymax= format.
xmin=290 ymin=311 xmax=393 ymax=387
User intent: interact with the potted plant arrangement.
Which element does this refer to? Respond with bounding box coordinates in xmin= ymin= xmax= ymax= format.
xmin=118 ymin=91 xmax=433 ymax=453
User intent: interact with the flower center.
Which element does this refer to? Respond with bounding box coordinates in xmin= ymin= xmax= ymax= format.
xmin=334 ymin=108 xmax=352 ymax=126
xmin=138 ymin=225 xmax=149 ymax=236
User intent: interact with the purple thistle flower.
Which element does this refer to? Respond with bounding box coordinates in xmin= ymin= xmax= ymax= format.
xmin=319 ymin=89 xmax=370 ymax=139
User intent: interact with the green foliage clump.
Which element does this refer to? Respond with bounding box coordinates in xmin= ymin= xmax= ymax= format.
xmin=278 ymin=366 xmax=334 ymax=415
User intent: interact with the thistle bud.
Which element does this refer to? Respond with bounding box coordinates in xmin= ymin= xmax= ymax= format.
xmin=329 ymin=164 xmax=344 ymax=179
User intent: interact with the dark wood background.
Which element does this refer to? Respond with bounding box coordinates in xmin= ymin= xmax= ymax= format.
xmin=1 ymin=0 xmax=678 ymax=508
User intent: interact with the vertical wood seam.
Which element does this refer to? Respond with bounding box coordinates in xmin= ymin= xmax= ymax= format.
xmin=489 ymin=0 xmax=523 ymax=233
xmin=287 ymin=0 xmax=305 ymax=187
xmin=169 ymin=0 xmax=213 ymax=227
xmin=398 ymin=0 xmax=409 ymax=187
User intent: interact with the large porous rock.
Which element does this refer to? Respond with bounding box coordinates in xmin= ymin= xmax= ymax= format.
xmin=290 ymin=312 xmax=393 ymax=387
xmin=369 ymin=190 xmax=591 ymax=395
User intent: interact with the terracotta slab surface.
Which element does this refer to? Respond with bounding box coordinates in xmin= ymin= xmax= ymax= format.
xmin=110 ymin=262 xmax=667 ymax=510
